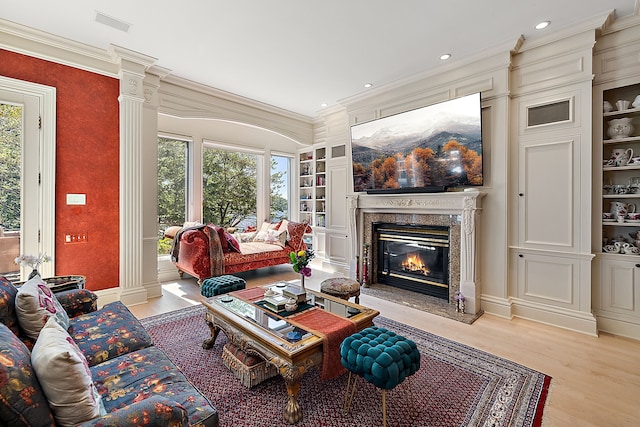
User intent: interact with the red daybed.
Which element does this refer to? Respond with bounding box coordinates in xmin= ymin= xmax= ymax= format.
xmin=170 ymin=220 xmax=311 ymax=283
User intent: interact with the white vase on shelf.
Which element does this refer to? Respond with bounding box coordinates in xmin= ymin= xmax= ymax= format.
xmin=608 ymin=118 xmax=634 ymax=139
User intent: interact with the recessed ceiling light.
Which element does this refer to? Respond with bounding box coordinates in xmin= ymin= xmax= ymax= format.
xmin=364 ymin=83 xmax=373 ymax=88
xmin=321 ymin=103 xmax=328 ymax=108
xmin=535 ymin=21 xmax=550 ymax=30
xmin=440 ymin=53 xmax=451 ymax=60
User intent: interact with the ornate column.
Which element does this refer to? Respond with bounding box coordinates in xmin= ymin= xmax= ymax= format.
xmin=110 ymin=46 xmax=157 ymax=305
xmin=141 ymin=65 xmax=170 ymax=299
xmin=347 ymin=195 xmax=359 ymax=261
xmin=459 ymin=193 xmax=483 ymax=314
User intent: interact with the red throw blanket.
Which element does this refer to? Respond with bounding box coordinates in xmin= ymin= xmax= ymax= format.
xmin=230 ymin=287 xmax=356 ymax=380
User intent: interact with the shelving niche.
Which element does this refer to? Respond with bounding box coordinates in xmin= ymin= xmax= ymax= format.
xmin=297 ymin=147 xmax=328 ymax=252
xmin=601 ymin=83 xmax=640 ymax=251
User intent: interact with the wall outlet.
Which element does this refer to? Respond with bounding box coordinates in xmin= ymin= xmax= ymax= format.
xmin=65 ymin=233 xmax=87 ymax=243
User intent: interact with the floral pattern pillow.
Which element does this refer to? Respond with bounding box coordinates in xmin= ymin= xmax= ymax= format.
xmin=0 ymin=322 xmax=56 ymax=426
xmin=15 ymin=275 xmax=70 ymax=340
xmin=0 ymin=276 xmax=21 ymax=336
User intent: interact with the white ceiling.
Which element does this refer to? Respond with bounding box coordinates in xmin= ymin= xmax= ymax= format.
xmin=1 ymin=1 xmax=637 ymax=118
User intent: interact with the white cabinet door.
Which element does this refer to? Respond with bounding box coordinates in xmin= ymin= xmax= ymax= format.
xmin=518 ymin=136 xmax=580 ymax=252
xmin=599 ymin=258 xmax=640 ymax=317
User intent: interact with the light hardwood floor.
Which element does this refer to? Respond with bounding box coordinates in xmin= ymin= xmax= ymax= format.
xmin=128 ymin=265 xmax=640 ymax=427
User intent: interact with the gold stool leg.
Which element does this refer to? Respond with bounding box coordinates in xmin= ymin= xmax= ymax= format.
xmin=382 ymin=389 xmax=387 ymax=427
xmin=404 ymin=380 xmax=418 ymax=418
xmin=343 ymin=372 xmax=359 ymax=415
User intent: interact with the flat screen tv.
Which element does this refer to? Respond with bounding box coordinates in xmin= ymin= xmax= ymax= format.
xmin=350 ymin=92 xmax=483 ymax=194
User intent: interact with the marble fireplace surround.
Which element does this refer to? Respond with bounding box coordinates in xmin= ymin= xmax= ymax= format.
xmin=348 ymin=189 xmax=485 ymax=315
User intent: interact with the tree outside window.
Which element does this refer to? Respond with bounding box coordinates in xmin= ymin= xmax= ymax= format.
xmin=270 ymin=155 xmax=290 ymax=222
xmin=0 ymin=103 xmax=21 ymax=232
xmin=157 ymin=137 xmax=188 ymax=254
xmin=203 ymin=148 xmax=258 ymax=229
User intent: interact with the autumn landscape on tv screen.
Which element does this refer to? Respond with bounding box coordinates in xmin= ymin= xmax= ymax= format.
xmin=351 ymin=94 xmax=483 ymax=192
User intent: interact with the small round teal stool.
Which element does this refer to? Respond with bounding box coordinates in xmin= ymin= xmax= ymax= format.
xmin=201 ymin=275 xmax=246 ymax=297
xmin=340 ymin=326 xmax=420 ymax=427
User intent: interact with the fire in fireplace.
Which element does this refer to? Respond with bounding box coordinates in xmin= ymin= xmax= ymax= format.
xmin=374 ymin=222 xmax=449 ymax=299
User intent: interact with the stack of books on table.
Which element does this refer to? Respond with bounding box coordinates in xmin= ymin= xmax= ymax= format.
xmin=282 ymin=285 xmax=307 ymax=304
xmin=263 ymin=294 xmax=289 ymax=312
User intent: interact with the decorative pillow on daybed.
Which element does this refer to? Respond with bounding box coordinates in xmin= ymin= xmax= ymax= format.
xmin=225 ymin=232 xmax=241 ymax=252
xmin=15 ymin=275 xmax=70 ymax=340
xmin=252 ymin=221 xmax=287 ymax=247
xmin=31 ymin=316 xmax=106 ymax=427
xmin=279 ymin=220 xmax=311 ymax=251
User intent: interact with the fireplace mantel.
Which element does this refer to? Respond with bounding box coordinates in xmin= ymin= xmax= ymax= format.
xmin=348 ymin=189 xmax=485 ymax=314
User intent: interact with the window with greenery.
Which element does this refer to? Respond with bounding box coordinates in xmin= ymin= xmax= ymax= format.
xmin=270 ymin=155 xmax=290 ymax=222
xmin=158 ymin=137 xmax=188 ymax=255
xmin=0 ymin=103 xmax=21 ymax=232
xmin=203 ymin=147 xmax=258 ymax=229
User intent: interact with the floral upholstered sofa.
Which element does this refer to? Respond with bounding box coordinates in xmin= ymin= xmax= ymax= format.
xmin=0 ymin=275 xmax=218 ymax=427
xmin=170 ymin=219 xmax=311 ymax=284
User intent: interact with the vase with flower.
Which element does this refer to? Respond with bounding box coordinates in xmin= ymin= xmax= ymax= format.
xmin=289 ymin=249 xmax=314 ymax=292
xmin=14 ymin=253 xmax=52 ymax=279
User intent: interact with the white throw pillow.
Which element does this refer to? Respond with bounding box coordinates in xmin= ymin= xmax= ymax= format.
xmin=15 ymin=275 xmax=70 ymax=339
xmin=31 ymin=317 xmax=105 ymax=427
xmin=253 ymin=221 xmax=279 ymax=242
xmin=264 ymin=229 xmax=287 ymax=247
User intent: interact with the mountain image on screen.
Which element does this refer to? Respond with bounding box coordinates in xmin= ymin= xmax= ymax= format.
xmin=351 ymin=92 xmax=483 ymax=193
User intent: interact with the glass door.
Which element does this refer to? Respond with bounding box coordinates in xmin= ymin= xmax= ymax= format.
xmin=0 ymin=84 xmax=53 ymax=281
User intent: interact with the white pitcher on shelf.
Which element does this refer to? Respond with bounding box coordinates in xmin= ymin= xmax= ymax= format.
xmin=610 ymin=201 xmax=636 ymax=217
xmin=609 ymin=147 xmax=633 ymax=166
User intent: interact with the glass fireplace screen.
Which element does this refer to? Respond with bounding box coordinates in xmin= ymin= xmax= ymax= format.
xmin=375 ymin=223 xmax=449 ymax=299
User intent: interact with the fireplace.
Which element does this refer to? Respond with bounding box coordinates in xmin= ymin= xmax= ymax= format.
xmin=348 ymin=190 xmax=484 ymax=314
xmin=374 ymin=223 xmax=449 ymax=299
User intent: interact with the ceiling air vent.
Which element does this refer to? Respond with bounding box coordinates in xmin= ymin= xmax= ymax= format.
xmin=95 ymin=12 xmax=131 ymax=33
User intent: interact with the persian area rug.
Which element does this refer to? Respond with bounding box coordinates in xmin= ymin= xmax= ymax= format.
xmin=141 ymin=305 xmax=551 ymax=427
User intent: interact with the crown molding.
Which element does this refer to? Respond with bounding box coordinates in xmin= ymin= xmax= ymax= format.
xmin=160 ymin=73 xmax=314 ymax=124
xmin=338 ymin=39 xmax=515 ymax=109
xmin=0 ymin=18 xmax=119 ymax=78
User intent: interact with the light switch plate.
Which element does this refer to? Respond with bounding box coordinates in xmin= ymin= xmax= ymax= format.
xmin=66 ymin=194 xmax=86 ymax=205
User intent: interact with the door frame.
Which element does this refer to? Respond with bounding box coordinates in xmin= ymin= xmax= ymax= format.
xmin=0 ymin=76 xmax=56 ymax=278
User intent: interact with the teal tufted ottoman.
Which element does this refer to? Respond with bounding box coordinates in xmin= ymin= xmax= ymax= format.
xmin=340 ymin=326 xmax=421 ymax=427
xmin=201 ymin=275 xmax=246 ymax=297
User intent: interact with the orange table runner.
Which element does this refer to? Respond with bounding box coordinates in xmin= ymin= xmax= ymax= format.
xmin=290 ymin=308 xmax=356 ymax=380
xmin=230 ymin=287 xmax=356 ymax=380
xmin=231 ymin=286 xmax=266 ymax=302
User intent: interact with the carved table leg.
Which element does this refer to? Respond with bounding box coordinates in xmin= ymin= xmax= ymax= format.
xmin=281 ymin=365 xmax=304 ymax=424
xmin=202 ymin=317 xmax=220 ymax=349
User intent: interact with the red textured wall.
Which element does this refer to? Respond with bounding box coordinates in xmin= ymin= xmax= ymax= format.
xmin=0 ymin=49 xmax=119 ymax=291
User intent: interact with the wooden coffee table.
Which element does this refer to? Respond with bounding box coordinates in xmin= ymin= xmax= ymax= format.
xmin=202 ymin=282 xmax=379 ymax=424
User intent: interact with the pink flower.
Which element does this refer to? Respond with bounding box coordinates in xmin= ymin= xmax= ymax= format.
xmin=300 ymin=266 xmax=312 ymax=277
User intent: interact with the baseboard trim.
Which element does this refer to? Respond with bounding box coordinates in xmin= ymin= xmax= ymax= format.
xmin=510 ymin=298 xmax=598 ymax=336
xmin=595 ymin=313 xmax=640 ymax=340
xmin=480 ymin=295 xmax=513 ymax=319
xmin=144 ymin=281 xmax=163 ymax=299
xmin=94 ymin=287 xmax=120 ymax=309
xmin=119 ymin=287 xmax=149 ymax=306
xmin=481 ymin=295 xmax=598 ymax=336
